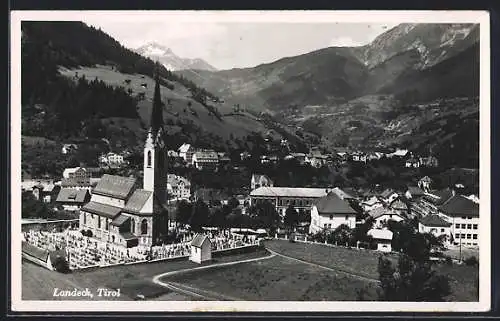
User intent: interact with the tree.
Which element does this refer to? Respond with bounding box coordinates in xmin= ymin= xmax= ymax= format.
xmin=176 ymin=200 xmax=192 ymax=226
xmin=331 ymin=224 xmax=352 ymax=246
xmin=228 ymin=197 xmax=240 ymax=210
xmin=284 ymin=205 xmax=299 ymax=233
xmin=377 ymin=254 xmax=451 ymax=301
xmin=189 ymin=199 xmax=209 ymax=232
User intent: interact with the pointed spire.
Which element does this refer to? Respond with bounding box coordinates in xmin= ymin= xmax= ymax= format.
xmin=150 ymin=62 xmax=164 ymax=138
xmin=145 ymin=127 xmax=154 ymax=148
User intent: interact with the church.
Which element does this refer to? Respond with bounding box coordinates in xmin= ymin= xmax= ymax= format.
xmin=78 ymin=69 xmax=169 ymax=248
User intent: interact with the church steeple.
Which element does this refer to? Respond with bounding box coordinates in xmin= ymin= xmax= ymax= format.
xmin=150 ymin=62 xmax=164 ymax=139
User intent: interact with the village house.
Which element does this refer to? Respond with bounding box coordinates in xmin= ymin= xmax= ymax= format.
xmin=438 ymin=194 xmax=479 ymax=247
xmin=99 ymin=152 xmax=126 ymax=167
xmin=405 ymin=156 xmax=421 ymax=168
xmin=368 ymin=228 xmax=393 ymax=252
xmin=194 ymin=188 xmax=230 ymax=206
xmin=178 ymin=143 xmax=195 ymax=164
xmin=389 ymin=198 xmax=409 ymax=217
xmin=418 ymin=214 xmax=452 ymax=246
xmin=289 ymin=152 xmax=306 ymax=164
xmin=419 ymin=155 xmax=439 ymax=168
xmin=167 ymin=174 xmax=191 ymax=201
xmin=352 ymin=151 xmax=367 ymax=163
xmin=418 ymin=176 xmax=433 ymax=192
xmin=368 ymin=206 xmax=404 ymax=228
xmin=379 ymin=188 xmax=399 ymax=204
xmin=410 ymin=187 xmax=455 ymax=218
xmin=361 ymin=196 xmax=384 ymax=212
xmin=192 ymin=150 xmax=219 ymax=170
xmin=309 ymin=192 xmax=357 ymax=234
xmin=366 ymin=151 xmax=384 ymax=161
xmin=79 ymin=124 xmax=169 ymax=248
xmin=405 ymin=186 xmax=426 ymax=200
xmin=61 ymin=143 xmax=78 ymax=155
xmin=251 ymin=174 xmax=274 ymax=191
xmin=239 ymin=151 xmax=251 ymax=161
xmin=22 ymin=179 xmax=58 ymax=203
xmin=55 ymin=188 xmax=91 ymax=212
xmin=387 ymin=148 xmax=409 ymax=158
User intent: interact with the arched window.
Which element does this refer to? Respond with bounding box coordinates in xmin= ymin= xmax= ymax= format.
xmin=147 ymin=151 xmax=152 ymax=167
xmin=130 ymin=218 xmax=135 ymax=234
xmin=141 ymin=219 xmax=148 ymax=235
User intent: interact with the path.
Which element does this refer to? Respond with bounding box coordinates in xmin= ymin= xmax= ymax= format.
xmin=152 ymin=253 xmax=276 ymax=300
xmin=264 ymin=248 xmax=380 ymax=284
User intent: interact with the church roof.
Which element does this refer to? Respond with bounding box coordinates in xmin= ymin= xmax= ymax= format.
xmin=93 ymin=174 xmax=137 ymax=200
xmin=123 ymin=189 xmax=152 ymax=214
xmin=111 ymin=214 xmax=130 ymax=227
xmin=81 ymin=201 xmax=122 ymax=219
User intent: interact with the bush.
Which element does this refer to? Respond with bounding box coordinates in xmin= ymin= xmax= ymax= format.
xmin=52 ymin=256 xmax=70 ymax=273
xmin=464 ymin=256 xmax=478 ymax=266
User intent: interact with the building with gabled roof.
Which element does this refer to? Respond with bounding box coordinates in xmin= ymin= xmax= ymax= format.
xmin=251 ymin=174 xmax=274 ymax=191
xmin=79 ymin=75 xmax=169 ymax=248
xmin=368 ymin=206 xmax=404 ymax=228
xmin=367 ymin=228 xmax=393 ymax=252
xmin=309 ymin=192 xmax=357 ymax=234
xmin=389 ymin=198 xmax=409 ymax=216
xmin=56 ymin=188 xmax=90 ymax=211
xmin=418 ymin=214 xmax=452 ymax=246
xmin=405 ymin=186 xmax=425 ymax=200
xmin=437 ymin=194 xmax=480 ymax=248
xmin=190 ymin=234 xmax=212 ymax=264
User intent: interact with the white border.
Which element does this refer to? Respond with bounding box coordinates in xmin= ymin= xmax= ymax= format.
xmin=10 ymin=10 xmax=491 ymax=312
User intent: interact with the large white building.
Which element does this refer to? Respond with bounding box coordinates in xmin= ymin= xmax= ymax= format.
xmin=309 ymin=192 xmax=357 ymax=234
xmin=250 ymin=186 xmax=353 ymax=218
xmin=438 ymin=194 xmax=479 ymax=247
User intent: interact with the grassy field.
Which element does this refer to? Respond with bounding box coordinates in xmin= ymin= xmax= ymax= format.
xmin=58 ymin=66 xmax=273 ymax=141
xmin=22 ymin=248 xmax=269 ymax=301
xmin=263 ymin=240 xmax=478 ymax=301
xmin=164 ymin=255 xmax=379 ymax=301
xmin=264 ymin=239 xmax=396 ymax=280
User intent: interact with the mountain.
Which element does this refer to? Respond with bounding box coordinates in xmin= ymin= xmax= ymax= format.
xmin=352 ymin=23 xmax=479 ymax=69
xmin=177 ymin=23 xmax=479 ymax=111
xmin=135 ymin=42 xmax=217 ymax=72
xmin=20 ymin=21 xmax=301 ymax=172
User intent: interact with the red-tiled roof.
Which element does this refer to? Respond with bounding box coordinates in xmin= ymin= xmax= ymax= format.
xmin=439 ymin=195 xmax=479 ymax=217
xmin=93 ymin=174 xmax=136 ymax=200
xmin=314 ymin=192 xmax=357 ymax=215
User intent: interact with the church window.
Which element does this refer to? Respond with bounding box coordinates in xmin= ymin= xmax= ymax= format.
xmin=147 ymin=151 xmax=152 ymax=167
xmin=141 ymin=219 xmax=148 ymax=235
xmin=131 ymin=218 xmax=135 ymax=234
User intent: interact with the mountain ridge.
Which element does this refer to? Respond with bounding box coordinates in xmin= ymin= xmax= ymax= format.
xmin=135 ymin=41 xmax=218 ymax=72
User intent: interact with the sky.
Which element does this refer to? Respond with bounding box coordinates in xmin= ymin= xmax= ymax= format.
xmin=82 ymin=17 xmax=398 ymax=70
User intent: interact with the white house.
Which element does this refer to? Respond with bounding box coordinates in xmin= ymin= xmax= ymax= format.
xmin=178 ymin=143 xmax=195 ymax=164
xmin=368 ymin=228 xmax=393 ymax=252
xmin=361 ymin=196 xmax=384 ymax=212
xmin=418 ymin=176 xmax=433 ymax=192
xmin=418 ymin=214 xmax=452 ymax=246
xmin=251 ymin=174 xmax=274 ymax=191
xmin=190 ymin=234 xmax=212 ymax=264
xmin=99 ymin=152 xmax=126 ymax=167
xmin=55 ymin=188 xmax=91 ymax=211
xmin=309 ymin=192 xmax=357 ymax=234
xmin=192 ymin=150 xmax=219 ymax=170
xmin=368 ymin=207 xmax=404 ymax=229
xmin=167 ymin=174 xmax=191 ymax=200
